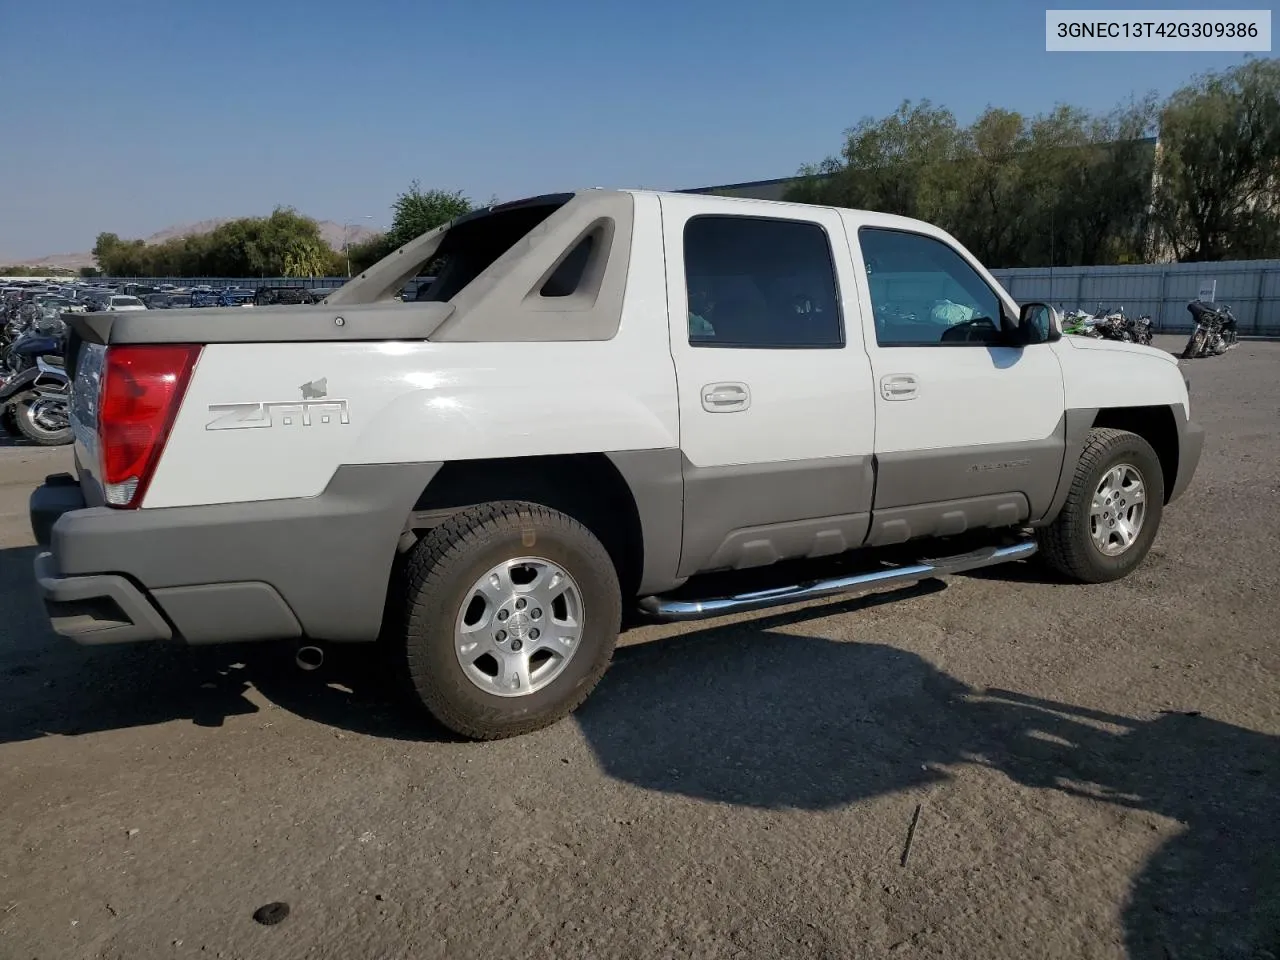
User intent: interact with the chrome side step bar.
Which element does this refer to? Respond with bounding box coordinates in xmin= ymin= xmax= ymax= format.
xmin=636 ymin=539 xmax=1037 ymax=623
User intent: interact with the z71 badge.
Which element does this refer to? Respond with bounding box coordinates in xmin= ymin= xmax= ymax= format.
xmin=206 ymin=399 xmax=350 ymax=431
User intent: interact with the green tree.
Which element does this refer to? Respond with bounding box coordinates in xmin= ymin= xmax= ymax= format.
xmin=950 ymin=107 xmax=1030 ymax=265
xmin=784 ymin=100 xmax=966 ymax=222
xmin=1152 ymin=57 xmax=1280 ymax=261
xmin=0 ymin=265 xmax=77 ymax=277
xmin=386 ymin=180 xmax=472 ymax=250
xmin=345 ymin=234 xmax=394 ymax=274
xmin=1059 ymin=97 xmax=1159 ymax=266
xmin=91 ymin=208 xmax=338 ymax=278
xmin=96 ymin=237 xmax=148 ymax=276
xmin=91 ymin=232 xmax=136 ymax=273
xmin=281 ymin=241 xmax=332 ymax=278
xmin=785 ymin=93 xmax=1162 ymax=267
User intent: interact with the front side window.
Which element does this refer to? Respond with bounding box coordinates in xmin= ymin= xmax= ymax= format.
xmin=858 ymin=228 xmax=1006 ymax=346
xmin=683 ymin=215 xmax=843 ymax=348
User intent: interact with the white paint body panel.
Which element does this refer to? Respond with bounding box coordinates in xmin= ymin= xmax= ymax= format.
xmin=863 ymin=343 xmax=1066 ymax=451
xmin=145 ymin=195 xmax=678 ymax=508
xmin=1055 ymin=335 xmax=1190 ymax=416
xmin=839 ymin=210 xmax=1068 ymax=452
xmin=657 ymin=193 xmax=876 ymax=469
xmin=140 ymin=189 xmax=1191 ymax=511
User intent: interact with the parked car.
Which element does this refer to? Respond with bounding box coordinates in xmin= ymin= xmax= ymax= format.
xmin=105 ymin=295 xmax=147 ymax=311
xmin=29 ymin=189 xmax=1203 ymax=742
xmin=217 ymin=289 xmax=256 ymax=308
xmin=254 ymin=285 xmax=319 ymax=306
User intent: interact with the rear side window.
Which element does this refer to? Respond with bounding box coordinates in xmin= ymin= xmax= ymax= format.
xmin=683 ymin=215 xmax=843 ymax=348
xmin=539 ymin=234 xmax=595 ymax=297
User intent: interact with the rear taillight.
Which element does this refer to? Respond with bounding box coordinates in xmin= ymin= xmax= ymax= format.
xmin=98 ymin=344 xmax=202 ymax=508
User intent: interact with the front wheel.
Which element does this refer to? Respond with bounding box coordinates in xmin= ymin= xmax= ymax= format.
xmin=1037 ymin=428 xmax=1165 ymax=583
xmin=1182 ymin=328 xmax=1206 ymax=359
xmin=10 ymin=392 xmax=72 ymax=446
xmin=390 ymin=501 xmax=622 ymax=740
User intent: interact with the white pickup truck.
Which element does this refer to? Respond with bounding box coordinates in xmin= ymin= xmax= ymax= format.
xmin=29 ymin=189 xmax=1203 ymax=740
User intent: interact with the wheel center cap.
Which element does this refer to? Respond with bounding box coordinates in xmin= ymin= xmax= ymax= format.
xmin=507 ymin=611 xmax=532 ymax=640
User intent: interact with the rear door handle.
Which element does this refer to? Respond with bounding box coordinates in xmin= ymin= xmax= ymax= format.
xmin=880 ymin=374 xmax=918 ymax=400
xmin=701 ymin=382 xmax=750 ymax=412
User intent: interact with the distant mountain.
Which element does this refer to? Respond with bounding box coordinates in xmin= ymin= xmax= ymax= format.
xmin=7 ymin=217 xmax=381 ymax=271
xmin=5 ymin=250 xmax=97 ymax=271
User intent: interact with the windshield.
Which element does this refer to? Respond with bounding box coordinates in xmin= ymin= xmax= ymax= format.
xmin=111 ymin=296 xmax=143 ymax=307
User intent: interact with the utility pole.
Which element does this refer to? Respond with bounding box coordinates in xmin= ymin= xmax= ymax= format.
xmin=1050 ymin=204 xmax=1055 ymax=308
xmin=344 ymin=216 xmax=374 ymax=277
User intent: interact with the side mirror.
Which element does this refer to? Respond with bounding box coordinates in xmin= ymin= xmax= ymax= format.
xmin=1016 ymin=302 xmax=1060 ymax=344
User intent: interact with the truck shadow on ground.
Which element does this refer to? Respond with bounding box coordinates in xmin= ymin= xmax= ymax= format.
xmin=0 ymin=546 xmax=957 ymax=746
xmin=575 ymin=616 xmax=1280 ymax=960
xmin=0 ymin=544 xmax=430 ymax=742
xmin=2 ymin=543 xmax=1276 ymax=958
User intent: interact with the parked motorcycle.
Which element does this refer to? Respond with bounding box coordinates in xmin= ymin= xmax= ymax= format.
xmin=0 ymin=310 xmax=73 ymax=445
xmin=1182 ymin=301 xmax=1238 ymax=359
xmin=1062 ymin=309 xmax=1102 ymax=338
xmin=1094 ymin=306 xmax=1144 ymax=344
xmin=1061 ymin=305 xmax=1154 ymax=346
xmin=1128 ymin=314 xmax=1154 ymax=346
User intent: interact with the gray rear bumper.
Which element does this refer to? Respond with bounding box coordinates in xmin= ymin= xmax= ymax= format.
xmin=29 ymin=463 xmax=440 ymax=646
xmin=34 ymin=548 xmax=175 ymax=644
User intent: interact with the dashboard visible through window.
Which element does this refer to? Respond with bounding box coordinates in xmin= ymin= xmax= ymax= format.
xmin=858 ymin=228 xmax=1005 ymax=347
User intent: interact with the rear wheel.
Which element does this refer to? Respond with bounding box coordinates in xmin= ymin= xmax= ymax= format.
xmin=0 ymin=406 xmax=17 ymax=437
xmin=1037 ymin=428 xmax=1165 ymax=583
xmin=391 ymin=501 xmax=622 ymax=740
xmin=11 ymin=392 xmax=72 ymax=446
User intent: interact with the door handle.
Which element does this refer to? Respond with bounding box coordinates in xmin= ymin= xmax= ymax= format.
xmin=701 ymin=382 xmax=750 ymax=412
xmin=880 ymin=374 xmax=918 ymax=401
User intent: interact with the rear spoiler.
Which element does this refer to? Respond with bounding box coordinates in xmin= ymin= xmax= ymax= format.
xmin=65 ymin=300 xmax=457 ymax=347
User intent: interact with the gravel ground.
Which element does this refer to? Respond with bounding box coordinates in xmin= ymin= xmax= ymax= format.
xmin=1 ymin=336 xmax=1276 ymax=960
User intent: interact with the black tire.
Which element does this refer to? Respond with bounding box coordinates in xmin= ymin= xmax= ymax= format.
xmin=1182 ymin=329 xmax=1205 ymax=359
xmin=0 ymin=406 xmax=17 ymax=437
xmin=1037 ymin=428 xmax=1165 ymax=584
xmin=391 ymin=501 xmax=622 ymax=740
xmin=11 ymin=392 xmax=72 ymax=446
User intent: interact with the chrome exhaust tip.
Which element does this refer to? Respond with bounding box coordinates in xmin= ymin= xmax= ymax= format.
xmin=295 ymin=645 xmax=325 ymax=671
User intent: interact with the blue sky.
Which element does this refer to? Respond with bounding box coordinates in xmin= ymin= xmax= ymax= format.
xmin=0 ymin=0 xmax=1260 ymax=259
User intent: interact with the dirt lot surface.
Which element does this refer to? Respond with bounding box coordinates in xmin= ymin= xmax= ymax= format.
xmin=1 ymin=336 xmax=1277 ymax=960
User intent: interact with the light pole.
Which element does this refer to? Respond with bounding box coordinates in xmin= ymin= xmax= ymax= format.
xmin=344 ymin=216 xmax=374 ymax=277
